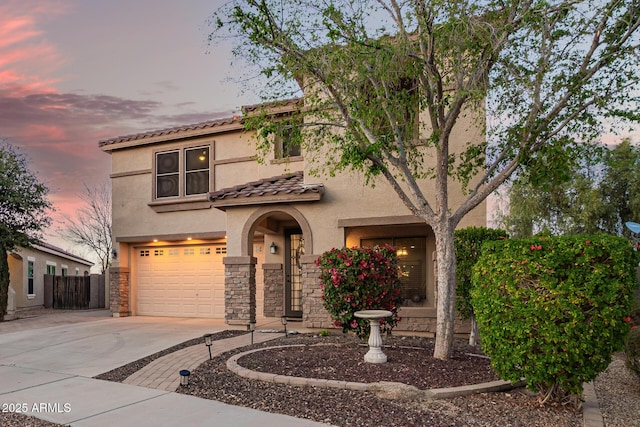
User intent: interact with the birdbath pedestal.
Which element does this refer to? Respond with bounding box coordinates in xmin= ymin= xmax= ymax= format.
xmin=354 ymin=310 xmax=392 ymax=363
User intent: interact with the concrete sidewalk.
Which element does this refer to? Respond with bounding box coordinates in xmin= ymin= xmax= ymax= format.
xmin=0 ymin=313 xmax=330 ymax=427
xmin=0 ymin=365 xmax=330 ymax=426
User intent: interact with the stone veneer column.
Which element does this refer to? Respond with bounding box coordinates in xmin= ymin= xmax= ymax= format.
xmin=109 ymin=266 xmax=129 ymax=317
xmin=223 ymin=256 xmax=256 ymax=325
xmin=262 ymin=263 xmax=284 ymax=318
xmin=300 ymin=254 xmax=333 ymax=328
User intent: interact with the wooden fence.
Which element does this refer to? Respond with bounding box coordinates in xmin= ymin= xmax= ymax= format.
xmin=51 ymin=275 xmax=91 ymax=309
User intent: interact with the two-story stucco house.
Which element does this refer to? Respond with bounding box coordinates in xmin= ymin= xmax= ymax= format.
xmin=100 ymin=98 xmax=485 ymax=333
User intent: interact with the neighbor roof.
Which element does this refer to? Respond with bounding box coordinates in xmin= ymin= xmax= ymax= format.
xmin=34 ymin=242 xmax=94 ymax=266
xmin=208 ymin=171 xmax=324 ymax=210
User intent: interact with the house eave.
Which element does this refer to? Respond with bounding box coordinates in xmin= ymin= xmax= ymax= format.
xmin=211 ymin=192 xmax=323 ymax=211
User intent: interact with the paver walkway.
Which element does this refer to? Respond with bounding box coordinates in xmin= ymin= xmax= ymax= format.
xmin=124 ymin=331 xmax=283 ymax=391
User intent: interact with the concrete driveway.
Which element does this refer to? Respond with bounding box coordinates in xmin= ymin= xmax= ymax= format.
xmin=0 ymin=311 xmax=330 ymax=427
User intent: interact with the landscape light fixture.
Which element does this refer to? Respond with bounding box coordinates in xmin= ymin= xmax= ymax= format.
xmin=179 ymin=369 xmax=190 ymax=386
xmin=281 ymin=316 xmax=288 ymax=337
xmin=247 ymin=321 xmax=256 ymax=345
xmin=270 ymin=242 xmax=278 ymax=254
xmin=203 ymin=333 xmax=213 ymax=360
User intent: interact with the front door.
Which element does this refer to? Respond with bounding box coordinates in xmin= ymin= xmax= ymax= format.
xmin=285 ymin=230 xmax=304 ymax=318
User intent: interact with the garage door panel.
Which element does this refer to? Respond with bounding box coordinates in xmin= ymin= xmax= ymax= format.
xmin=136 ymin=244 xmax=225 ymax=318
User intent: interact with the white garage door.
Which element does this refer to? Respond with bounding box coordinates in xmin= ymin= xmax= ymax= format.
xmin=135 ymin=245 xmax=225 ymax=318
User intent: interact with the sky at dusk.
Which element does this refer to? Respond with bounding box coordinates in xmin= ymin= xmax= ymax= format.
xmin=2 ymin=1 xmax=639 ymax=264
xmin=0 ymin=0 xmax=260 ymax=259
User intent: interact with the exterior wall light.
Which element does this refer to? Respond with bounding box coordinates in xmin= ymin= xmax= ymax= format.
xmin=270 ymin=242 xmax=278 ymax=254
xmin=179 ymin=369 xmax=190 ymax=386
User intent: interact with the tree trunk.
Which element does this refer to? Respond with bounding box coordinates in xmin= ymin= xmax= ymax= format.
xmin=469 ymin=315 xmax=478 ymax=346
xmin=433 ymin=223 xmax=457 ymax=360
xmin=0 ymin=243 xmax=9 ymax=321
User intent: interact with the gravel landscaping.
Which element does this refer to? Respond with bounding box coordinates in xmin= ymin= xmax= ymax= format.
xmin=3 ymin=330 xmax=638 ymax=427
xmin=176 ymin=332 xmax=582 ymax=427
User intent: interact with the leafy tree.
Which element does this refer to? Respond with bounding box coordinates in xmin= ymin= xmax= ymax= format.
xmin=599 ymin=139 xmax=640 ymax=237
xmin=0 ymin=141 xmax=52 ymax=320
xmin=59 ymin=182 xmax=112 ymax=273
xmin=501 ymin=139 xmax=639 ymax=238
xmin=213 ymin=0 xmax=640 ymax=359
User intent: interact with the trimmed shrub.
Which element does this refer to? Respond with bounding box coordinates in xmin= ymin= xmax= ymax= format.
xmin=317 ymin=245 xmax=401 ymax=339
xmin=626 ymin=327 xmax=640 ymax=381
xmin=454 ymin=226 xmax=508 ymax=320
xmin=471 ymin=235 xmax=639 ymax=400
xmin=625 ymin=296 xmax=640 ymax=381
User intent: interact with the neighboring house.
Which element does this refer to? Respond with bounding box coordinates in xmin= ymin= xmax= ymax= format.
xmin=7 ymin=243 xmax=93 ymax=312
xmin=99 ymin=98 xmax=485 ymax=333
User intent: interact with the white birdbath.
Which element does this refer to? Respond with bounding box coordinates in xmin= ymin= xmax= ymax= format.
xmin=354 ymin=309 xmax=392 ymax=363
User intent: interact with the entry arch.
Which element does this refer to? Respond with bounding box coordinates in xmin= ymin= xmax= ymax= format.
xmin=240 ymin=205 xmax=313 ymax=257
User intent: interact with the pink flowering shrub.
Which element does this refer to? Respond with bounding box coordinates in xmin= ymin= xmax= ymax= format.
xmin=316 ymin=245 xmax=401 ymax=339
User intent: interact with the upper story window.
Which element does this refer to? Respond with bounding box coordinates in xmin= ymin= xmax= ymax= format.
xmin=156 ymin=151 xmax=179 ymax=198
xmin=274 ymin=126 xmax=301 ymax=159
xmin=155 ymin=146 xmax=209 ymax=199
xmin=185 ymin=147 xmax=210 ymax=195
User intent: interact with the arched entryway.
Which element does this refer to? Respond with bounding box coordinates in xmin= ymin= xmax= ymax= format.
xmin=223 ymin=205 xmax=316 ymax=325
xmin=243 ymin=206 xmax=313 ymax=319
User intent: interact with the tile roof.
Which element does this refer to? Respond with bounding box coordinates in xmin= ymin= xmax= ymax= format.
xmin=98 ymin=116 xmax=243 ymax=147
xmin=209 ymin=171 xmax=323 ymax=207
xmin=241 ymin=97 xmax=302 ymax=114
xmin=99 ymin=98 xmax=302 ymax=148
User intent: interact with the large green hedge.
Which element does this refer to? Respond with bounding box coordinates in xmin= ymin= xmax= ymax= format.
xmin=471 ymin=235 xmax=639 ymax=397
xmin=454 ymin=226 xmax=508 ymax=319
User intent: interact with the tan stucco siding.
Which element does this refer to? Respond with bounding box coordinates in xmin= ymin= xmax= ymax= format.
xmin=112 ymin=172 xmax=227 ymax=238
xmin=8 ymin=246 xmax=92 ymax=310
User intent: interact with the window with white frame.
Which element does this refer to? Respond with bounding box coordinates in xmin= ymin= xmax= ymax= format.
xmin=155 ymin=146 xmax=209 ymax=199
xmin=46 ymin=261 xmax=56 ymax=276
xmin=61 ymin=265 xmax=68 ymax=277
xmin=27 ymin=258 xmax=35 ymax=295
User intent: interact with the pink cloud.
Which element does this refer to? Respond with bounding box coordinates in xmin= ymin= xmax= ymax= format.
xmin=22 ymin=124 xmax=68 ymax=142
xmin=0 ymin=0 xmax=231 ymax=252
xmin=0 ymin=17 xmax=40 ymax=49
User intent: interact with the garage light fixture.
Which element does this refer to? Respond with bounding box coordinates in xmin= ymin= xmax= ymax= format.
xmin=270 ymin=242 xmax=277 ymax=254
xmin=203 ymin=333 xmax=213 ymax=360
